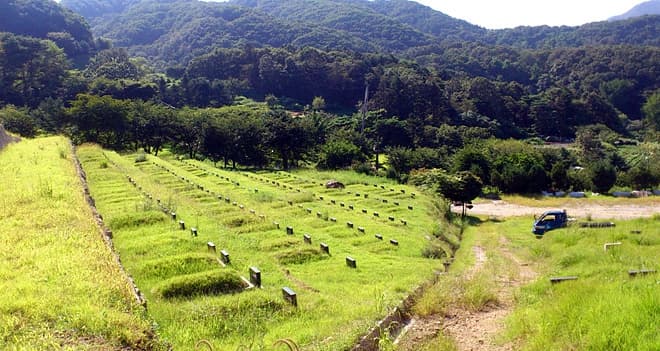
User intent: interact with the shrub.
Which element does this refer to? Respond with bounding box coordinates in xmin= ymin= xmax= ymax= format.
xmin=318 ymin=140 xmax=364 ymax=169
xmin=589 ymin=160 xmax=617 ymax=193
xmin=421 ymin=242 xmax=447 ymax=259
xmin=567 ymin=169 xmax=593 ymax=191
xmin=153 ymin=270 xmax=246 ymax=298
xmin=0 ymin=105 xmax=37 ymax=137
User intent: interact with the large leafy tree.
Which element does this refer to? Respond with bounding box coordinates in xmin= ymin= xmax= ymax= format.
xmin=264 ymin=110 xmax=314 ymax=169
xmin=643 ymin=90 xmax=660 ymax=132
xmin=0 ymin=33 xmax=69 ymax=107
xmin=410 ymin=168 xmax=483 ymax=217
xmin=66 ymin=94 xmax=132 ymax=148
xmin=84 ymin=48 xmax=140 ymax=80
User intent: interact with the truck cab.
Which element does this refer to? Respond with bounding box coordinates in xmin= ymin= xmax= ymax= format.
xmin=532 ymin=210 xmax=568 ymax=235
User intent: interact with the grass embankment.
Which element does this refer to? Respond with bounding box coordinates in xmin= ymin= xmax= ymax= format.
xmin=0 ymin=137 xmax=159 ymax=350
xmin=412 ymin=215 xmax=659 ymax=351
xmin=77 ymin=145 xmax=453 ymax=350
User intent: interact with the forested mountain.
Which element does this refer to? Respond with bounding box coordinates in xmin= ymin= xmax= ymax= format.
xmin=60 ymin=0 xmax=660 ymax=68
xmin=0 ymin=0 xmax=96 ymax=59
xmin=610 ymin=0 xmax=660 ymax=21
xmin=59 ymin=0 xmax=139 ymax=20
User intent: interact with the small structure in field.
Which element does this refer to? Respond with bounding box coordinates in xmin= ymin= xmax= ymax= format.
xmin=326 ymin=180 xmax=345 ymax=189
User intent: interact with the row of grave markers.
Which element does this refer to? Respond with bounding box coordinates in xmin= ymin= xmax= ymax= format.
xmin=181 ymin=160 xmax=415 ymax=229
xmin=143 ymin=159 xmax=428 ymax=309
xmin=164 ymin=159 xmax=413 ymax=243
xmin=151 ymin=161 xmax=366 ymax=308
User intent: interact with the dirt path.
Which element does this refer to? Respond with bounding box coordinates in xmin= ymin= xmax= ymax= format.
xmin=461 ymin=200 xmax=660 ymax=220
xmin=396 ymin=240 xmax=537 ymax=351
xmin=443 ymin=240 xmax=536 ymax=351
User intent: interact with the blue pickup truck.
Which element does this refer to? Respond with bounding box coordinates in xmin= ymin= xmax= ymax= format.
xmin=532 ymin=210 xmax=568 ymax=235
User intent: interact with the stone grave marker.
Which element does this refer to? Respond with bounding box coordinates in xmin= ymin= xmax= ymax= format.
xmin=220 ymin=250 xmax=230 ymax=264
xmin=207 ymin=242 xmax=216 ymax=253
xmin=282 ymin=287 xmax=297 ymax=307
xmin=249 ymin=267 xmax=261 ymax=287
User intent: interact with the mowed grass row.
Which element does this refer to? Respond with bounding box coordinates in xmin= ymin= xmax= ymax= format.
xmin=0 ymin=137 xmax=159 ymax=350
xmin=415 ymin=216 xmax=659 ymax=351
xmin=78 ymin=145 xmax=448 ymax=350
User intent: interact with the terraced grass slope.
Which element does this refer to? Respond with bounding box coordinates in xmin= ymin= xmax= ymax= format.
xmin=0 ymin=137 xmax=159 ymax=350
xmin=77 ymin=145 xmax=454 ymax=349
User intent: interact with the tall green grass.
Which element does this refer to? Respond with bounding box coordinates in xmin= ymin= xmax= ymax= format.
xmin=0 ymin=137 xmax=160 ymax=350
xmin=503 ymin=218 xmax=659 ymax=351
xmin=410 ymin=215 xmax=658 ymax=351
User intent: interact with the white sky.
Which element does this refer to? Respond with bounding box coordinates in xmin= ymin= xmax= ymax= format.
xmin=415 ymin=0 xmax=645 ymax=29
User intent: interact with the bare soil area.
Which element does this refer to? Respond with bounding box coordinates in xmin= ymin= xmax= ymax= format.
xmin=461 ymin=200 xmax=660 ymax=220
xmin=0 ymin=125 xmax=20 ymax=151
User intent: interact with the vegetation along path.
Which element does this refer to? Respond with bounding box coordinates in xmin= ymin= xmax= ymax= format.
xmin=398 ymin=211 xmax=658 ymax=351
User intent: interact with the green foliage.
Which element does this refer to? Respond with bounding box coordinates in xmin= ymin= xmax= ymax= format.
xmin=0 ymin=105 xmax=37 ymax=137
xmin=85 ymin=48 xmax=141 ymax=80
xmin=0 ymin=33 xmax=70 ymax=107
xmin=589 ymin=160 xmax=617 ymax=193
xmin=642 ymin=90 xmax=660 ymax=131
xmin=153 ymin=270 xmax=246 ymax=298
xmin=0 ymin=0 xmax=95 ymax=58
xmin=567 ymin=168 xmax=593 ymax=192
xmin=410 ymin=168 xmax=483 ymax=204
xmin=626 ymin=165 xmax=660 ymax=190
xmin=66 ymin=94 xmax=132 ymax=148
xmin=318 ymin=139 xmax=364 ymax=169
xmin=488 ymin=140 xmax=549 ymax=193
xmin=387 ymin=147 xmax=445 ymax=180
xmin=502 ymin=218 xmax=659 ymax=351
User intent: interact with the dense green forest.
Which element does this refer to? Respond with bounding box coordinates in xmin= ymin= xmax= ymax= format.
xmin=60 ymin=0 xmax=660 ymax=67
xmin=0 ymin=0 xmax=98 ymax=61
xmin=2 ymin=0 xmax=660 ymax=194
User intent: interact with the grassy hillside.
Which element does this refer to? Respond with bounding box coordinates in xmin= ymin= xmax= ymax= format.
xmin=0 ymin=137 xmax=159 ymax=350
xmin=412 ymin=215 xmax=659 ymax=350
xmin=77 ymin=144 xmax=454 ymax=349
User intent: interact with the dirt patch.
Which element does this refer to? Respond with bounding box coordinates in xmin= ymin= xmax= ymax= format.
xmin=461 ymin=200 xmax=660 ymax=220
xmin=0 ymin=125 xmax=20 ymax=151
